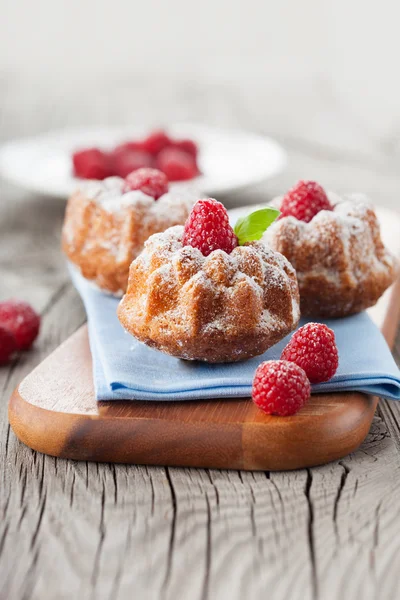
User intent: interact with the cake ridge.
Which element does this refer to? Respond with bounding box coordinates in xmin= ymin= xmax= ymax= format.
xmin=62 ymin=178 xmax=198 ymax=295
xmin=266 ymin=192 xmax=398 ymax=317
xmin=118 ymin=225 xmax=300 ymax=363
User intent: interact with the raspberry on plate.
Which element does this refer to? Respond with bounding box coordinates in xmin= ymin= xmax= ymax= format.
xmin=156 ymin=147 xmax=199 ymax=181
xmin=280 ymin=180 xmax=333 ymax=222
xmin=142 ymin=130 xmax=171 ymax=155
xmin=123 ymin=168 xmax=169 ymax=199
xmin=111 ymin=148 xmax=153 ymax=178
xmin=252 ymin=360 xmax=311 ymax=416
xmin=0 ymin=300 xmax=40 ymax=351
xmin=72 ymin=148 xmax=112 ymax=180
xmin=281 ymin=322 xmax=339 ymax=383
xmin=0 ymin=325 xmax=17 ymax=364
xmin=172 ymin=139 xmax=198 ymax=158
xmin=182 ymin=198 xmax=238 ymax=257
xmin=114 ymin=141 xmax=148 ymax=154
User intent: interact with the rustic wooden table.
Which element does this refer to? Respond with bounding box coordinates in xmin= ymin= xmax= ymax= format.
xmin=1 ymin=78 xmax=400 ymax=600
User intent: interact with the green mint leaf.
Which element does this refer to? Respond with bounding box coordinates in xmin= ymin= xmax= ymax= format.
xmin=234 ymin=207 xmax=280 ymax=245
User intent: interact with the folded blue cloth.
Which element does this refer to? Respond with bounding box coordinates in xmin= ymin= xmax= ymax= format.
xmin=70 ymin=267 xmax=400 ymax=402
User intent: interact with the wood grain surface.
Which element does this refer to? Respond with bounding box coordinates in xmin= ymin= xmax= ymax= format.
xmin=2 ymin=77 xmax=400 ymax=600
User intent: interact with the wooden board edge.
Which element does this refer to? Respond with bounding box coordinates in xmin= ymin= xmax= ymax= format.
xmin=242 ymin=394 xmax=379 ymax=470
xmin=9 ymin=388 xmax=246 ymax=469
xmin=9 ymin=385 xmax=378 ymax=471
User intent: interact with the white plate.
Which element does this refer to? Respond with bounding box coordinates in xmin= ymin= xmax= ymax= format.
xmin=0 ymin=124 xmax=286 ymax=199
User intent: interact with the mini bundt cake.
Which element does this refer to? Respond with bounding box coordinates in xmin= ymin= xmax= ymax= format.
xmin=265 ymin=180 xmax=398 ymax=318
xmin=118 ymin=199 xmax=300 ymax=363
xmin=62 ymin=168 xmax=197 ymax=295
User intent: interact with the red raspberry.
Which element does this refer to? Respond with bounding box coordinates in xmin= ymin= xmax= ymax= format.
xmin=142 ymin=130 xmax=171 ymax=155
xmin=156 ymin=147 xmax=199 ymax=181
xmin=252 ymin=360 xmax=311 ymax=416
xmin=113 ymin=141 xmax=148 ymax=154
xmin=182 ymin=198 xmax=238 ymax=257
xmin=280 ymin=180 xmax=333 ymax=222
xmin=72 ymin=148 xmax=112 ymax=180
xmin=123 ymin=168 xmax=169 ymax=199
xmin=0 ymin=325 xmax=17 ymax=364
xmin=111 ymin=148 xmax=153 ymax=178
xmin=171 ymin=139 xmax=198 ymax=158
xmin=0 ymin=300 xmax=40 ymax=351
xmin=281 ymin=323 xmax=339 ymax=383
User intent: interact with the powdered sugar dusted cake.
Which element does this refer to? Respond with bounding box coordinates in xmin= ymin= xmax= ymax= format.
xmin=118 ymin=223 xmax=300 ymax=363
xmin=265 ymin=188 xmax=398 ymax=318
xmin=62 ymin=170 xmax=197 ymax=295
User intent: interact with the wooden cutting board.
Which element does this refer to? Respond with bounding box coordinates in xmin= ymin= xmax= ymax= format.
xmin=8 ymin=208 xmax=400 ymax=471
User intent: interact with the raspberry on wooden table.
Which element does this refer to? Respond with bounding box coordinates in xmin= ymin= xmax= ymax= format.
xmin=123 ymin=168 xmax=169 ymax=199
xmin=281 ymin=322 xmax=339 ymax=383
xmin=182 ymin=198 xmax=238 ymax=257
xmin=110 ymin=148 xmax=153 ymax=178
xmin=156 ymin=147 xmax=199 ymax=181
xmin=280 ymin=180 xmax=333 ymax=222
xmin=72 ymin=148 xmax=111 ymax=180
xmin=0 ymin=300 xmax=40 ymax=351
xmin=252 ymin=360 xmax=311 ymax=416
xmin=0 ymin=325 xmax=17 ymax=364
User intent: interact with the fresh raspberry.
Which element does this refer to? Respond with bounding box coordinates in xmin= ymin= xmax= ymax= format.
xmin=280 ymin=180 xmax=333 ymax=223
xmin=182 ymin=199 xmax=238 ymax=257
xmin=156 ymin=147 xmax=199 ymax=181
xmin=142 ymin=130 xmax=171 ymax=155
xmin=252 ymin=360 xmax=311 ymax=416
xmin=0 ymin=325 xmax=17 ymax=364
xmin=172 ymin=139 xmax=198 ymax=158
xmin=123 ymin=168 xmax=169 ymax=199
xmin=281 ymin=323 xmax=339 ymax=383
xmin=111 ymin=148 xmax=153 ymax=178
xmin=72 ymin=148 xmax=112 ymax=180
xmin=0 ymin=300 xmax=40 ymax=351
xmin=113 ymin=141 xmax=149 ymax=155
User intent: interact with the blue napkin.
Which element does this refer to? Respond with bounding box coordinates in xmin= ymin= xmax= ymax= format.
xmin=70 ymin=267 xmax=400 ymax=402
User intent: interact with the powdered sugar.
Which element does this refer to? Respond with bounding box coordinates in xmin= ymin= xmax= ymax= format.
xmin=81 ymin=176 xmax=125 ymax=200
xmin=100 ymin=190 xmax=153 ymax=212
xmin=63 ymin=179 xmax=198 ymax=295
xmin=80 ymin=176 xmax=200 ymax=218
xmin=265 ymin=191 xmax=398 ymax=316
xmin=266 ymin=193 xmax=390 ymax=280
xmin=127 ymin=225 xmax=300 ymax=336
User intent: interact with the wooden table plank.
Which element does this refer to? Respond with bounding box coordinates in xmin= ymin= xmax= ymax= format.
xmin=1 ymin=76 xmax=400 ymax=599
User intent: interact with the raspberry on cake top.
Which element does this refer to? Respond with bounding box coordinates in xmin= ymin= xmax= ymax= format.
xmin=266 ymin=180 xmax=399 ymax=318
xmin=62 ymin=168 xmax=198 ymax=296
xmin=118 ymin=198 xmax=300 ymax=363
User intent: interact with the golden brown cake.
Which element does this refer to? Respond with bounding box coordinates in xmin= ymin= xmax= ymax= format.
xmin=117 ymin=225 xmax=300 ymax=363
xmin=62 ymin=176 xmax=196 ymax=295
xmin=266 ymin=193 xmax=398 ymax=318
